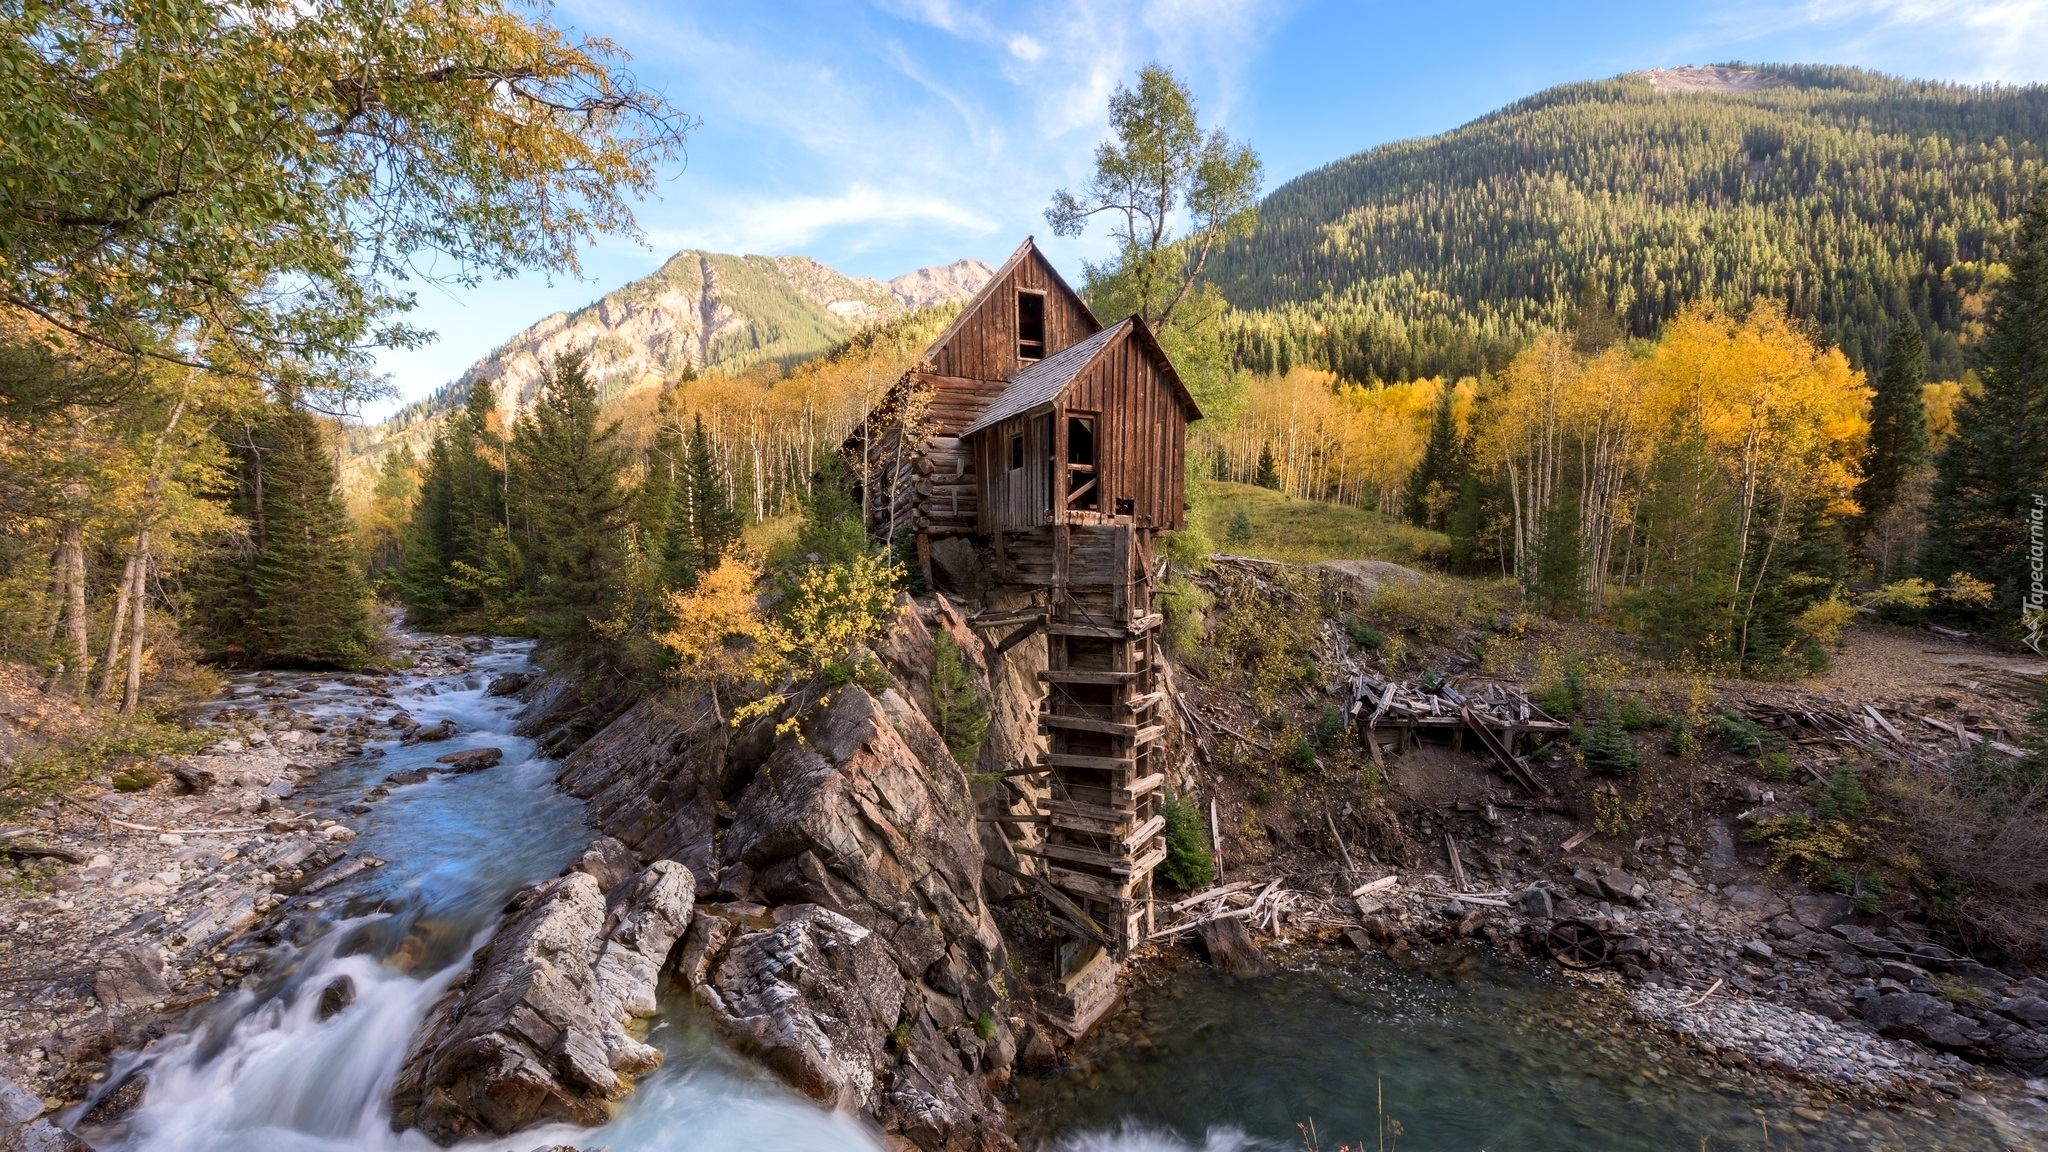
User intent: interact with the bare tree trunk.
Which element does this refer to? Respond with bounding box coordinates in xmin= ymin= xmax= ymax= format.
xmin=95 ymin=550 xmax=139 ymax=700
xmin=60 ymin=523 xmax=90 ymax=697
xmin=122 ymin=532 xmax=150 ymax=714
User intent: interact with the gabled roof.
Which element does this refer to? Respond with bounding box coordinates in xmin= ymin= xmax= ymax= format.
xmin=961 ymin=315 xmax=1202 ymax=439
xmin=920 ymin=236 xmax=1099 ymax=367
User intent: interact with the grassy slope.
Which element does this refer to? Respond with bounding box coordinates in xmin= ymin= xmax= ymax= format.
xmin=1191 ymin=480 xmax=1447 ymax=565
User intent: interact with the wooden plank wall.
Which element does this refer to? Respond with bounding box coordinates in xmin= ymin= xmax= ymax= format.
xmin=972 ymin=412 xmax=1053 ymax=533
xmin=1061 ymin=333 xmax=1189 ymax=531
xmin=928 ymin=249 xmax=1099 ymax=382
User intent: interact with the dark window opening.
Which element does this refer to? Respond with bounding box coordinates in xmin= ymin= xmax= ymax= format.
xmin=1114 ymin=496 xmax=1134 ymax=517
xmin=1008 ymin=433 xmax=1024 ymax=471
xmin=1017 ymin=291 xmax=1046 ymax=360
xmin=1065 ymin=414 xmax=1098 ymax=511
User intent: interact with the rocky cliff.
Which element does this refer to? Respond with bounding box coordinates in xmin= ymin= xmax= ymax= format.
xmin=402 ymin=593 xmax=1035 ymax=1150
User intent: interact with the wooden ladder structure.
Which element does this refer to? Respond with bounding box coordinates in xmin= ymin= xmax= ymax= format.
xmin=1024 ymin=522 xmax=1166 ymax=961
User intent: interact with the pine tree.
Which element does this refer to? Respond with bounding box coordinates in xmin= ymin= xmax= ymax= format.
xmin=663 ymin=412 xmax=741 ymax=585
xmin=1253 ymin=441 xmax=1280 ymax=490
xmin=196 ymin=404 xmax=373 ymax=667
xmin=509 ymin=354 xmax=631 ymax=660
xmin=1403 ymin=387 xmax=1467 ymax=528
xmin=1529 ymin=488 xmax=1587 ymax=618
xmin=397 ymin=379 xmax=506 ymax=625
xmin=1923 ymin=180 xmax=2048 ymax=614
xmin=1857 ymin=320 xmax=1929 ymax=541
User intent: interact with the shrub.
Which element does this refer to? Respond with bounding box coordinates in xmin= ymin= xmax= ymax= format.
xmin=1812 ymin=766 xmax=1868 ymax=820
xmin=1344 ymin=618 xmax=1384 ymax=648
xmin=1538 ymin=670 xmax=1585 ymax=719
xmin=931 ymin=631 xmax=989 ymax=767
xmin=110 ymin=763 xmax=164 ymax=792
xmin=1290 ymin=733 xmax=1317 ymax=771
xmin=1664 ymin=716 xmax=1698 ymax=758
xmin=1223 ymin=508 xmax=1255 ymax=546
xmin=1157 ymin=793 xmax=1216 ymax=891
xmin=1314 ymin=703 xmax=1347 ymax=749
xmin=1760 ymin=751 xmax=1796 ymax=780
xmin=1578 ymin=702 xmax=1642 ymax=776
xmin=1159 ymin=575 xmax=1207 ymax=654
xmin=973 ymin=1011 xmax=998 ymax=1041
xmin=1714 ymin=712 xmax=1766 ymax=757
xmin=1616 ymin=694 xmax=1653 ymax=730
xmin=2 ymin=714 xmax=212 ymax=814
xmin=1163 ymin=524 xmax=1215 ymax=572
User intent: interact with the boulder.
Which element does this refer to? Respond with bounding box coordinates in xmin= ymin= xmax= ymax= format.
xmin=1789 ymin=892 xmax=1854 ymax=931
xmin=486 ymin=672 xmax=534 ymax=697
xmin=1 ymin=1072 xmax=89 ymax=1152
xmin=434 ymin=747 xmax=504 ymax=773
xmin=692 ymin=905 xmax=905 ymax=1112
xmin=389 ymin=860 xmax=694 ymax=1143
xmin=386 ymin=769 xmax=431 ymax=786
xmin=414 ymin=719 xmax=458 ymax=743
xmin=567 ymin=836 xmax=643 ymax=893
xmin=1995 ymin=995 xmax=2048 ymax=1024
xmin=318 ymin=975 xmax=357 ymax=1019
xmin=1195 ymin=916 xmax=1274 ymax=979
xmin=93 ymin=944 xmax=170 ymax=1008
xmin=1860 ymin=992 xmax=1987 ymax=1050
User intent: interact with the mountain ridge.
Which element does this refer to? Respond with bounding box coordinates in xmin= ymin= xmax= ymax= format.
xmin=342 ymin=250 xmax=991 ymax=481
xmin=1214 ymin=62 xmax=2048 ymax=383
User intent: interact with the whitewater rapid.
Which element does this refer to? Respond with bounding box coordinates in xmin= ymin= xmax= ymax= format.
xmin=83 ymin=635 xmax=881 ymax=1152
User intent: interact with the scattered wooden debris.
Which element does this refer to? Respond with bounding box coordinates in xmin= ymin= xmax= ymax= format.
xmin=1342 ymin=672 xmax=1567 ymax=794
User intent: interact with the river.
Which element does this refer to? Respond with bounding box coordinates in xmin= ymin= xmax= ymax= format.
xmin=76 ymin=636 xmax=2046 ymax=1152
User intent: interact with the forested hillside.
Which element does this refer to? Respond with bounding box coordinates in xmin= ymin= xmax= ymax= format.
xmin=340 ymin=251 xmax=988 ymax=488
xmin=1214 ymin=64 xmax=2048 ymax=382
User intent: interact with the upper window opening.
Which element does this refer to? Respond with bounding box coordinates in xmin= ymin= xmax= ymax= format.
xmin=1008 ymin=433 xmax=1024 ymax=472
xmin=1017 ymin=291 xmax=1047 ymax=361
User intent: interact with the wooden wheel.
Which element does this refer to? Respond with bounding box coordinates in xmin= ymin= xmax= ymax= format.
xmin=1545 ymin=919 xmax=1613 ymax=968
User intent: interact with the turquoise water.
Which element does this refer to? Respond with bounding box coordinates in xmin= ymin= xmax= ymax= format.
xmin=1014 ymin=952 xmax=2036 ymax=1152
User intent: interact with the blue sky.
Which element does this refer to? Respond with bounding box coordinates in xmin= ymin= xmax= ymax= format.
xmin=362 ymin=0 xmax=2048 ymax=417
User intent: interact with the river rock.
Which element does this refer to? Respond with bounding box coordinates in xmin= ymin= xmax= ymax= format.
xmin=317 ymin=975 xmax=357 ymax=1019
xmin=1 ymin=1071 xmax=89 ymax=1152
xmin=434 ymin=747 xmax=504 ymax=773
xmin=414 ymin=719 xmax=458 ymax=743
xmin=389 ymin=859 xmax=694 ymax=1143
xmin=1195 ymin=916 xmax=1273 ymax=978
xmin=693 ymin=905 xmax=902 ymax=1111
xmin=486 ymin=672 xmax=533 ymax=697
xmin=567 ymin=837 xmax=642 ymax=892
xmin=387 ymin=768 xmax=431 ymax=786
xmin=93 ymin=944 xmax=170 ymax=1008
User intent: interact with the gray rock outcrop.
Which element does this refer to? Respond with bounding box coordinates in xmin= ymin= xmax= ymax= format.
xmin=389 ymin=857 xmax=693 ymax=1144
xmin=545 ymin=598 xmax=1021 ymax=1151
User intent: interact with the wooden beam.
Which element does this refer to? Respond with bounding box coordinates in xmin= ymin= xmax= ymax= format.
xmin=1043 ymin=713 xmax=1140 ymax=736
xmin=1114 ymin=773 xmax=1166 ymax=805
xmin=1037 ymin=669 xmax=1138 ymax=684
xmin=1121 ymin=814 xmax=1166 ymax=853
xmin=1047 ymin=612 xmax=1162 ymax=638
xmin=1042 ymin=752 xmax=1136 ymax=772
xmin=996 ymin=617 xmax=1045 ymax=655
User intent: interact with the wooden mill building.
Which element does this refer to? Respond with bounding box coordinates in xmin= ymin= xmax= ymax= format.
xmin=845 ymin=238 xmax=1200 ymax=1013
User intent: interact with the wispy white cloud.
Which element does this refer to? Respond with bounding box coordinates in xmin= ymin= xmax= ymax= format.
xmin=1802 ymin=0 xmax=2048 ymax=81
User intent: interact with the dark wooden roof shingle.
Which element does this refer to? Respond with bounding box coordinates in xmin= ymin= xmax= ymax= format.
xmin=960 ymin=320 xmax=1130 ymax=438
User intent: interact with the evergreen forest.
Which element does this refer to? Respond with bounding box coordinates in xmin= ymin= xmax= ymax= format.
xmin=1213 ymin=65 xmax=2048 ymax=383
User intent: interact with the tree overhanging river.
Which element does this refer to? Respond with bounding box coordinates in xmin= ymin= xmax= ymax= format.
xmin=71 ymin=633 xmax=2045 ymax=1152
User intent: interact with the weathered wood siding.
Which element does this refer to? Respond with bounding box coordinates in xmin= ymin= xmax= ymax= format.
xmin=1059 ymin=330 xmax=1188 ymax=531
xmin=972 ymin=412 xmax=1053 ymax=533
xmin=927 ymin=249 xmax=1098 ymax=382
